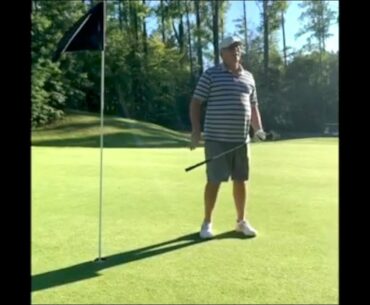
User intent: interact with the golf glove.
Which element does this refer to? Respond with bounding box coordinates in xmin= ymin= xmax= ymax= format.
xmin=254 ymin=129 xmax=266 ymax=141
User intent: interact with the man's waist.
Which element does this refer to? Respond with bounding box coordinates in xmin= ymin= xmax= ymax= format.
xmin=204 ymin=132 xmax=250 ymax=143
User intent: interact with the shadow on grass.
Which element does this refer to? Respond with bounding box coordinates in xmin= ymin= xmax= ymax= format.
xmin=32 ymin=231 xmax=254 ymax=292
xmin=32 ymin=132 xmax=190 ymax=148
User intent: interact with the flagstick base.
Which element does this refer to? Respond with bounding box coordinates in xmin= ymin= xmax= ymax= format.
xmin=94 ymin=257 xmax=107 ymax=263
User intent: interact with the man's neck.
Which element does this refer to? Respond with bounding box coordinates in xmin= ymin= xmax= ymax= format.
xmin=224 ymin=62 xmax=241 ymax=73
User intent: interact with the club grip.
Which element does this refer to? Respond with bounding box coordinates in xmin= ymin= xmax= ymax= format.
xmin=185 ymin=159 xmax=210 ymax=172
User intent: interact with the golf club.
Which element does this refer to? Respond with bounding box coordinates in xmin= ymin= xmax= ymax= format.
xmin=185 ymin=130 xmax=274 ymax=172
xmin=185 ymin=142 xmax=246 ymax=172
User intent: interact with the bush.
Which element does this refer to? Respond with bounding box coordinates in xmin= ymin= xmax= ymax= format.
xmin=32 ymin=102 xmax=64 ymax=128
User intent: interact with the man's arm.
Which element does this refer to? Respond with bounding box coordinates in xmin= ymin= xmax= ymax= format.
xmin=189 ymin=98 xmax=202 ymax=150
xmin=251 ymin=103 xmax=266 ymax=140
xmin=251 ymin=103 xmax=263 ymax=131
xmin=189 ymin=70 xmax=211 ymax=149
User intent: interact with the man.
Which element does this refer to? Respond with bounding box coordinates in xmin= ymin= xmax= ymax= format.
xmin=189 ymin=36 xmax=266 ymax=239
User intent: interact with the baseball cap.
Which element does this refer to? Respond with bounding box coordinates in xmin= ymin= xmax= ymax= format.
xmin=219 ymin=36 xmax=242 ymax=49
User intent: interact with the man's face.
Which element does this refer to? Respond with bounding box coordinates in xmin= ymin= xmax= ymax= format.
xmin=221 ymin=43 xmax=242 ymax=65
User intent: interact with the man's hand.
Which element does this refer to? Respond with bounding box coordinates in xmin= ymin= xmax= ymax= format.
xmin=254 ymin=129 xmax=266 ymax=141
xmin=190 ymin=131 xmax=201 ymax=150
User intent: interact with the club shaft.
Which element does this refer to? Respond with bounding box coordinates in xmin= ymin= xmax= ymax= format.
xmin=185 ymin=142 xmax=246 ymax=172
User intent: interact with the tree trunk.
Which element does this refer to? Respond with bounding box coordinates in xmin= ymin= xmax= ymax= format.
xmin=195 ymin=0 xmax=203 ymax=76
xmin=160 ymin=0 xmax=166 ymax=43
xmin=263 ymin=0 xmax=269 ymax=79
xmin=220 ymin=13 xmax=224 ymax=40
xmin=212 ymin=0 xmax=219 ymax=65
xmin=115 ymin=83 xmax=130 ymax=118
xmin=186 ymin=0 xmax=194 ymax=84
xmin=242 ymin=0 xmax=249 ymax=68
xmin=179 ymin=16 xmax=184 ymax=55
xmin=118 ymin=0 xmax=123 ymax=30
xmin=128 ymin=2 xmax=143 ymax=117
xmin=33 ymin=0 xmax=38 ymax=12
xmin=133 ymin=5 xmax=139 ymax=46
xmin=281 ymin=11 xmax=287 ymax=67
xmin=142 ymin=0 xmax=148 ymax=56
xmin=243 ymin=0 xmax=248 ymax=54
xmin=122 ymin=0 xmax=128 ymax=27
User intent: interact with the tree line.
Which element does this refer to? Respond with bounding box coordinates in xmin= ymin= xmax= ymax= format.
xmin=32 ymin=0 xmax=338 ymax=133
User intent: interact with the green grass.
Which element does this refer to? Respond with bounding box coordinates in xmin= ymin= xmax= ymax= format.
xmin=32 ymin=113 xmax=338 ymax=304
xmin=32 ymin=110 xmax=190 ymax=147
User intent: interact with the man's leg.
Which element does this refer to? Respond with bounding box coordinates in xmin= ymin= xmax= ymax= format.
xmin=233 ymin=180 xmax=257 ymax=236
xmin=204 ymin=181 xmax=221 ymax=223
xmin=200 ymin=141 xmax=226 ymax=238
xmin=231 ymin=144 xmax=257 ymax=236
xmin=233 ymin=180 xmax=247 ymax=222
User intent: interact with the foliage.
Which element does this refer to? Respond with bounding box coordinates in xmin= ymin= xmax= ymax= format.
xmin=31 ymin=0 xmax=338 ymax=133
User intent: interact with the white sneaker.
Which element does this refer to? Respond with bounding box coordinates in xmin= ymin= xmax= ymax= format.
xmin=235 ymin=220 xmax=257 ymax=237
xmin=199 ymin=222 xmax=213 ymax=239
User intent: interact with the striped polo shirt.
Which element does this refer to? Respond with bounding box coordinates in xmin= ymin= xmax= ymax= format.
xmin=192 ymin=63 xmax=258 ymax=143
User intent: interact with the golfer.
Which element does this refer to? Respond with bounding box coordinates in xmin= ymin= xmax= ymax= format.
xmin=189 ymin=36 xmax=266 ymax=239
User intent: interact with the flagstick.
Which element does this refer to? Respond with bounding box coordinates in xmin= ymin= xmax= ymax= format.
xmin=95 ymin=1 xmax=106 ymax=263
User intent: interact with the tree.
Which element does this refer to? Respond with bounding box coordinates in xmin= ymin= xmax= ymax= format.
xmin=281 ymin=10 xmax=287 ymax=67
xmin=160 ymin=0 xmax=166 ymax=43
xmin=194 ymin=0 xmax=204 ymax=76
xmin=283 ymin=51 xmax=338 ymax=132
xmin=142 ymin=0 xmax=148 ymax=56
xmin=296 ymin=0 xmax=337 ymax=54
xmin=243 ymin=0 xmax=248 ymax=54
xmin=185 ymin=0 xmax=195 ymax=84
xmin=262 ymin=0 xmax=269 ymax=77
xmin=31 ymin=0 xmax=88 ymax=127
xmin=211 ymin=0 xmax=219 ymax=65
xmin=256 ymin=0 xmax=288 ymax=79
xmin=31 ymin=0 xmax=338 ymax=135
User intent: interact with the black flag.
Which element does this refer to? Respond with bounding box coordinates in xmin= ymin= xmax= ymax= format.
xmin=53 ymin=2 xmax=105 ymax=62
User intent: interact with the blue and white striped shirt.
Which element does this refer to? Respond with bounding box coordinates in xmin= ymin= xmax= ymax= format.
xmin=192 ymin=63 xmax=258 ymax=143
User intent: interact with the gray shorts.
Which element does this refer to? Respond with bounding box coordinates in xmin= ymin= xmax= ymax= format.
xmin=205 ymin=141 xmax=250 ymax=183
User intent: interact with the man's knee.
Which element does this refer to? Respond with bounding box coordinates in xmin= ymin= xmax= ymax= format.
xmin=233 ymin=180 xmax=246 ymax=185
xmin=206 ymin=181 xmax=221 ymax=188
